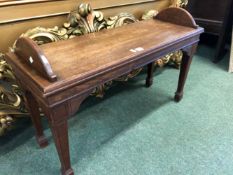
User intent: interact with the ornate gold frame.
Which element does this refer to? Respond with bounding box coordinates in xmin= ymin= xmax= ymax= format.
xmin=0 ymin=1 xmax=188 ymax=135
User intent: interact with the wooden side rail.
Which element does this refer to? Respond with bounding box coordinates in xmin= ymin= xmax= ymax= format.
xmin=14 ymin=37 xmax=57 ymax=82
xmin=155 ymin=7 xmax=198 ymax=29
xmin=5 ymin=7 xmax=203 ymax=175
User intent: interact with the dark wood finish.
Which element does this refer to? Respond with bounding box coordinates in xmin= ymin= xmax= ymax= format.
xmin=146 ymin=62 xmax=154 ymax=87
xmin=186 ymin=0 xmax=233 ymax=62
xmin=155 ymin=7 xmax=198 ymax=29
xmin=25 ymin=91 xmax=49 ymax=148
xmin=175 ymin=45 xmax=197 ymax=102
xmin=15 ymin=37 xmax=57 ymax=82
xmin=5 ymin=7 xmax=203 ymax=175
xmin=49 ymin=114 xmax=73 ymax=175
xmin=214 ymin=1 xmax=233 ymax=63
xmin=186 ymin=0 xmax=230 ymax=34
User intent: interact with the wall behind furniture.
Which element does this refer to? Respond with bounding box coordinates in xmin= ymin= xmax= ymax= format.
xmin=0 ymin=0 xmax=172 ymax=53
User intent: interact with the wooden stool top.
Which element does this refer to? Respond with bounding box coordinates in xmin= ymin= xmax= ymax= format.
xmin=6 ymin=7 xmax=203 ymax=96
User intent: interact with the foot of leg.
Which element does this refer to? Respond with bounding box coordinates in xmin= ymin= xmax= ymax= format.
xmin=61 ymin=168 xmax=74 ymax=175
xmin=36 ymin=135 xmax=49 ymax=148
xmin=174 ymin=92 xmax=183 ymax=102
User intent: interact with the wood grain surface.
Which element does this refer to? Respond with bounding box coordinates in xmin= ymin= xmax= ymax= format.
xmin=7 ymin=19 xmax=203 ymax=95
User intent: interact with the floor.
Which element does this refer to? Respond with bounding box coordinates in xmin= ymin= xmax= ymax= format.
xmin=0 ymin=45 xmax=233 ymax=175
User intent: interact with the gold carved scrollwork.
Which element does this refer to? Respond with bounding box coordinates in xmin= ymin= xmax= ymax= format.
xmin=172 ymin=0 xmax=188 ymax=7
xmin=156 ymin=50 xmax=183 ymax=68
xmin=0 ymin=2 xmax=188 ymax=135
xmin=15 ymin=4 xmax=106 ymax=46
xmin=0 ymin=53 xmax=15 ymax=80
xmin=0 ymin=53 xmax=27 ymax=135
xmin=64 ymin=3 xmax=106 ymax=36
xmin=18 ymin=26 xmax=69 ymax=45
xmin=142 ymin=10 xmax=159 ymax=20
xmin=106 ymin=13 xmax=138 ymax=29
